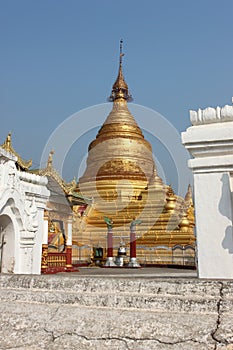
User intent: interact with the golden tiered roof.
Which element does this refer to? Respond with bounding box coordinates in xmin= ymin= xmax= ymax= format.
xmin=37 ymin=150 xmax=92 ymax=206
xmin=39 ymin=150 xmax=76 ymax=195
xmin=1 ymin=133 xmax=32 ymax=170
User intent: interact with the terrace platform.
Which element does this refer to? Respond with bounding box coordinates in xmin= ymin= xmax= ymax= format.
xmin=0 ymin=267 xmax=232 ymax=350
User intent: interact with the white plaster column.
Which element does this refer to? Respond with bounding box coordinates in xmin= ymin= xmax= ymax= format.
xmin=67 ymin=220 xmax=72 ymax=246
xmin=42 ymin=212 xmax=49 ymax=245
xmin=193 ymin=172 xmax=232 ymax=278
xmin=65 ymin=219 xmax=73 ymax=270
xmin=32 ymin=206 xmax=48 ymax=274
xmin=182 ymin=102 xmax=233 ymax=279
xmin=22 ymin=248 xmax=33 ymax=273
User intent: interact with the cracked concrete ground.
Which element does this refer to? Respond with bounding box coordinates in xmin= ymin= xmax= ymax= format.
xmin=0 ymin=269 xmax=232 ymax=350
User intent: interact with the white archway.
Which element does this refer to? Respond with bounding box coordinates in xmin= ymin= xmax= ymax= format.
xmin=0 ymin=214 xmax=15 ymax=273
xmin=0 ymin=147 xmax=50 ymax=274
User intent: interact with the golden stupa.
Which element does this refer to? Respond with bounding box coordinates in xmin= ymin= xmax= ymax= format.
xmin=74 ymin=41 xmax=195 ymax=266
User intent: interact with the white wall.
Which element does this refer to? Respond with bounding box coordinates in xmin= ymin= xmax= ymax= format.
xmin=182 ymin=102 xmax=233 ymax=279
xmin=194 ymin=172 xmax=233 ymax=278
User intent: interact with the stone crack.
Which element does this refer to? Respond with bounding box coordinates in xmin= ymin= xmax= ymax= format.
xmin=48 ymin=332 xmax=208 ymax=348
xmin=43 ymin=306 xmax=60 ymax=342
xmin=123 ymin=335 xmax=207 ymax=346
xmin=51 ymin=333 xmax=130 ymax=349
xmin=44 ymin=327 xmax=56 ymax=342
xmin=211 ymin=282 xmax=227 ymax=349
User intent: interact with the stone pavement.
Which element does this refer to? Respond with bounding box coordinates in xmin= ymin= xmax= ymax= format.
xmin=0 ymin=267 xmax=232 ymax=350
xmin=66 ymin=266 xmax=197 ymax=278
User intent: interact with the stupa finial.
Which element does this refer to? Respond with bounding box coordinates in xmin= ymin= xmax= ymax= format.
xmin=108 ymin=40 xmax=133 ymax=102
xmin=119 ymin=39 xmax=124 ymax=66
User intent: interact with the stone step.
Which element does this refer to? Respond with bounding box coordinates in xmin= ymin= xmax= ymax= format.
xmin=0 ymin=287 xmax=221 ymax=314
xmin=0 ymin=274 xmax=231 ymax=313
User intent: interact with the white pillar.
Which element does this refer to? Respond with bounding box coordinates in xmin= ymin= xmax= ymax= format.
xmin=182 ymin=103 xmax=233 ymax=279
xmin=193 ymin=172 xmax=233 ymax=278
xmin=19 ymin=231 xmax=34 ymax=274
xmin=67 ymin=220 xmax=72 ymax=246
xmin=43 ymin=213 xmax=49 ymax=245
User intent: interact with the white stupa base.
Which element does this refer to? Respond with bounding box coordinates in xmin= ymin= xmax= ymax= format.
xmin=127 ymin=257 xmax=141 ymax=268
xmin=104 ymin=257 xmax=117 ymax=267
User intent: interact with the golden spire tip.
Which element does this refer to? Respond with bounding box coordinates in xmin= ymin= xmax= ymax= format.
xmin=108 ymin=40 xmax=132 ymax=102
xmin=120 ymin=39 xmax=124 ymax=65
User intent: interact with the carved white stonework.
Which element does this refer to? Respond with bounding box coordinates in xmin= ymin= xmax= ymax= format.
xmin=0 ymin=147 xmax=50 ymax=274
xmin=190 ymin=99 xmax=233 ymax=125
xmin=182 ymin=98 xmax=233 ymax=279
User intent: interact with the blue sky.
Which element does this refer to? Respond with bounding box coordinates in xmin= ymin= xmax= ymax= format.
xmin=0 ymin=0 xmax=233 ymax=192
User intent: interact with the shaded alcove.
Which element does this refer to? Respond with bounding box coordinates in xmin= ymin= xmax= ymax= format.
xmin=0 ymin=214 xmax=15 ymax=273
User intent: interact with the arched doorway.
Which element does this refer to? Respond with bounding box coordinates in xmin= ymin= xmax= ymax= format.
xmin=0 ymin=215 xmax=15 ymax=273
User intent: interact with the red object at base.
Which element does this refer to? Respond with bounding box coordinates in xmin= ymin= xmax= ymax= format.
xmin=130 ymin=230 xmax=136 ymax=259
xmin=41 ymin=247 xmax=78 ymax=274
xmin=107 ymin=228 xmax=113 ymax=258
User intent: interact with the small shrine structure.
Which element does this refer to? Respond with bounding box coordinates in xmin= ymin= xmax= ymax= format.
xmin=36 ymin=150 xmax=92 ymax=273
xmin=0 ymin=134 xmax=49 ymax=274
xmin=0 ymin=134 xmax=92 ymax=274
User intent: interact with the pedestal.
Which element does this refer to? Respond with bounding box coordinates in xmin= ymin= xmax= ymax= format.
xmin=105 ymin=227 xmax=116 ymax=267
xmin=127 ymin=228 xmax=141 ymax=268
xmin=66 ymin=245 xmax=75 ymax=272
xmin=127 ymin=257 xmax=141 ymax=268
xmin=105 ymin=256 xmax=116 ymax=267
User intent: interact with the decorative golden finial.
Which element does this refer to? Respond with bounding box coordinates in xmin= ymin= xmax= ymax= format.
xmin=165 ymin=185 xmax=176 ymax=212
xmin=167 ymin=185 xmax=175 ymax=197
xmin=184 ymin=184 xmax=195 ymax=227
xmin=1 ymin=132 xmax=32 ymax=170
xmin=185 ymin=184 xmax=193 ymax=205
xmin=1 ymin=132 xmax=12 ymax=151
xmin=6 ymin=132 xmax=12 ymax=149
xmin=109 ymin=40 xmax=133 ymax=102
xmin=47 ymin=150 xmax=54 ymax=168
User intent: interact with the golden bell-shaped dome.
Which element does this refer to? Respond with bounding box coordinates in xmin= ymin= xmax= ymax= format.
xmin=80 ymin=98 xmax=154 ymax=183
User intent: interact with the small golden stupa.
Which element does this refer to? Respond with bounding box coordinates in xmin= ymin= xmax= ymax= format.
xmin=74 ymin=41 xmax=195 ymax=265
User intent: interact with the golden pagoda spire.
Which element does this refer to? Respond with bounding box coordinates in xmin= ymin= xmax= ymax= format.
xmin=109 ymin=40 xmax=132 ymax=102
xmin=1 ymin=132 xmax=32 ymax=170
xmin=79 ymin=40 xmax=153 ymax=185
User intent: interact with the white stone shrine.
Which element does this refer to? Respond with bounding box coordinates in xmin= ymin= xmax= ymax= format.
xmin=182 ymin=98 xmax=233 ymax=279
xmin=0 ymin=147 xmax=49 ymax=274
